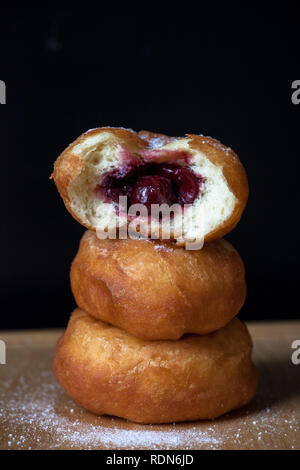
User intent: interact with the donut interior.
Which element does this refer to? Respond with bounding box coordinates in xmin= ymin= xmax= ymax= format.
xmin=67 ymin=131 xmax=236 ymax=241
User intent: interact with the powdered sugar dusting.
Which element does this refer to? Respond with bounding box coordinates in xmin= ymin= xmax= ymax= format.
xmin=0 ymin=328 xmax=299 ymax=450
xmin=0 ymin=367 xmax=221 ymax=450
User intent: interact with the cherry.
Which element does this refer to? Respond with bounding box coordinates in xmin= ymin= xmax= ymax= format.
xmin=157 ymin=165 xmax=201 ymax=204
xmin=156 ymin=164 xmax=180 ymax=179
xmin=130 ymin=175 xmax=177 ymax=210
xmin=175 ymin=167 xmax=200 ymax=204
xmin=96 ymin=154 xmax=202 ymax=212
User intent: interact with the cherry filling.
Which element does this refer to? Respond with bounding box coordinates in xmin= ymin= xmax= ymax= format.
xmin=130 ymin=175 xmax=177 ymax=210
xmin=96 ymin=159 xmax=202 ymax=213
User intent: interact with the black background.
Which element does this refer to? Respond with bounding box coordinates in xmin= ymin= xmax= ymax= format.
xmin=1 ymin=8 xmax=299 ymax=329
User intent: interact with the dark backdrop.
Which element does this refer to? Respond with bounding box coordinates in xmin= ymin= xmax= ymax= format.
xmin=1 ymin=9 xmax=299 ymax=329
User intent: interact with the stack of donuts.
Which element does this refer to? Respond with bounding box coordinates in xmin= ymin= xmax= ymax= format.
xmin=52 ymin=128 xmax=258 ymax=424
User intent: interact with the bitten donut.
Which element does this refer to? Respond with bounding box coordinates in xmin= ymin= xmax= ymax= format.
xmin=70 ymin=230 xmax=247 ymax=340
xmin=53 ymin=309 xmax=258 ymax=424
xmin=52 ymin=127 xmax=248 ymax=244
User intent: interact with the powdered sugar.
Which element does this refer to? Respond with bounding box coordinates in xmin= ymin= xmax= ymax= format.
xmin=0 ymin=368 xmax=221 ymax=450
xmin=145 ymin=137 xmax=172 ymax=149
xmin=0 ymin=329 xmax=299 ymax=450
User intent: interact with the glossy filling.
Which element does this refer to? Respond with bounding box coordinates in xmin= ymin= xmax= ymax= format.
xmin=95 ymin=151 xmax=203 ymax=212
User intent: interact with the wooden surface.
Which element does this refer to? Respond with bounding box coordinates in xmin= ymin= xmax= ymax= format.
xmin=0 ymin=322 xmax=299 ymax=450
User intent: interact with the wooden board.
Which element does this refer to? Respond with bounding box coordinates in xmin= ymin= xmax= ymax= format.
xmin=0 ymin=322 xmax=299 ymax=450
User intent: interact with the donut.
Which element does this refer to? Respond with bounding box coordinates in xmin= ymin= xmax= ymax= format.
xmin=70 ymin=230 xmax=247 ymax=341
xmin=52 ymin=127 xmax=248 ymax=245
xmin=53 ymin=309 xmax=258 ymax=424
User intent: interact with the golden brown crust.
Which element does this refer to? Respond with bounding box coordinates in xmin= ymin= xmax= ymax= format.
xmin=53 ymin=309 xmax=258 ymax=424
xmin=52 ymin=127 xmax=248 ymax=241
xmin=70 ymin=231 xmax=247 ymax=340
